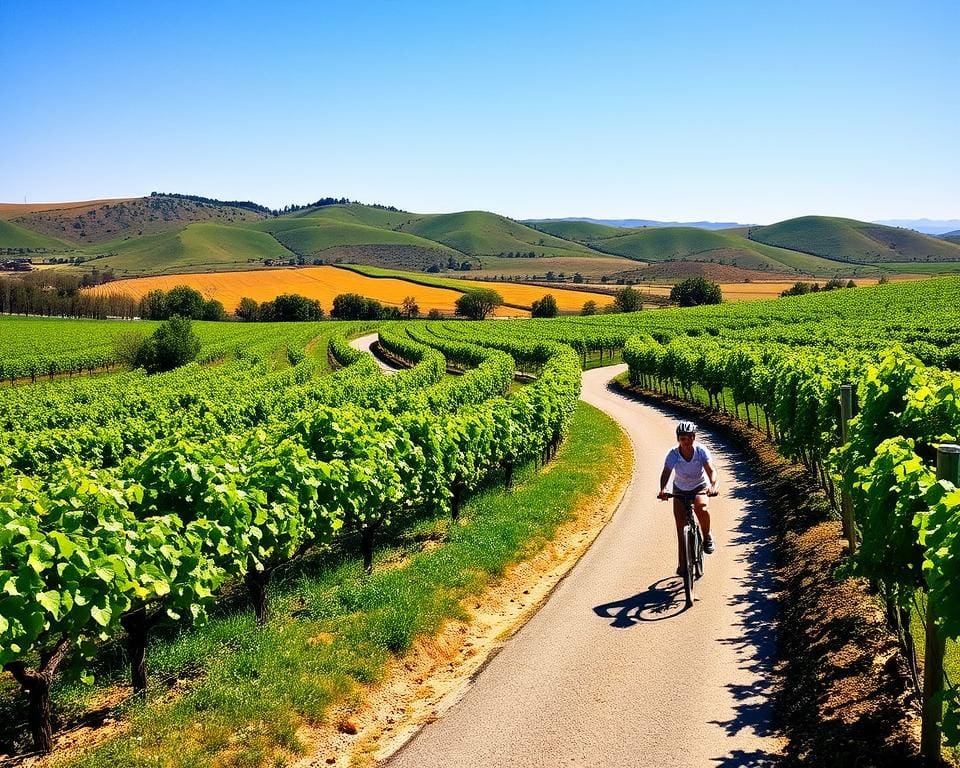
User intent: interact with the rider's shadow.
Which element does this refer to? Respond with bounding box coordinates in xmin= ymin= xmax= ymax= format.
xmin=592 ymin=576 xmax=687 ymax=627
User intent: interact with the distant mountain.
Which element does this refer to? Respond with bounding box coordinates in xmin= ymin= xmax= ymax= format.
xmin=526 ymin=217 xmax=749 ymax=230
xmin=873 ymin=219 xmax=960 ymax=235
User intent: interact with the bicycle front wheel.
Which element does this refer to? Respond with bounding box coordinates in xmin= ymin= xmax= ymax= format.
xmin=683 ymin=525 xmax=696 ymax=608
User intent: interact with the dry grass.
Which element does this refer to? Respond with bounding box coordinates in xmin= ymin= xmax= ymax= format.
xmin=87 ymin=266 xmax=531 ymax=316
xmin=0 ymin=199 xmax=136 ymax=221
xmin=87 ymin=266 xmax=617 ymax=315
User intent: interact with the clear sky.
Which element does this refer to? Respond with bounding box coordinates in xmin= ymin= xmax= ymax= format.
xmin=2 ymin=0 xmax=957 ymax=223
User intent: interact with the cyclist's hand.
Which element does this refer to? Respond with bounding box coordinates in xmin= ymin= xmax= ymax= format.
xmin=708 ymin=485 xmax=719 ymax=497
xmin=657 ymin=490 xmax=670 ymax=501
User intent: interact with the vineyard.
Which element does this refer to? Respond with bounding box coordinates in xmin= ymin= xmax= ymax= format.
xmin=2 ymin=276 xmax=960 ymax=764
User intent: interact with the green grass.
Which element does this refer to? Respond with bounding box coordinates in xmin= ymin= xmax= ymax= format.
xmin=51 ymin=402 xmax=626 ymax=768
xmin=252 ymin=217 xmax=457 ymax=259
xmin=750 ymin=216 xmax=960 ymax=265
xmin=877 ymin=261 xmax=960 ymax=275
xmin=524 ymin=219 xmax=628 ymax=242
xmin=86 ymin=223 xmax=296 ymax=275
xmin=0 ymin=219 xmax=73 ymax=250
xmin=289 ymin=204 xmax=415 ymax=230
xmin=337 ymin=263 xmax=476 ymax=292
xmin=398 ymin=211 xmax=601 ymax=258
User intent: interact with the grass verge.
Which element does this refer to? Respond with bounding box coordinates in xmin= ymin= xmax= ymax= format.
xmin=46 ymin=401 xmax=623 ymax=768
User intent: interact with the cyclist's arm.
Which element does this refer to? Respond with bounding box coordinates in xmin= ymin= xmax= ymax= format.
xmin=704 ymin=458 xmax=720 ymax=495
xmin=658 ymin=465 xmax=672 ymax=499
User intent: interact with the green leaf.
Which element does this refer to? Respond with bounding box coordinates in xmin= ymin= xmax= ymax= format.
xmin=37 ymin=590 xmax=61 ymax=618
xmin=90 ymin=604 xmax=112 ymax=627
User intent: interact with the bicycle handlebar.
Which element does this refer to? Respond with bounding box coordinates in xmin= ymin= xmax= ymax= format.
xmin=658 ymin=491 xmax=719 ymax=499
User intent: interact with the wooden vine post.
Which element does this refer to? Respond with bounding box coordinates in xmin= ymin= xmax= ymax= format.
xmin=922 ymin=443 xmax=960 ymax=764
xmin=839 ymin=384 xmax=858 ymax=554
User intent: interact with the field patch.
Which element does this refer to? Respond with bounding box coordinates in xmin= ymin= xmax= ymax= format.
xmin=337 ymin=265 xmax=616 ymax=312
xmin=87 ymin=266 xmax=529 ymax=315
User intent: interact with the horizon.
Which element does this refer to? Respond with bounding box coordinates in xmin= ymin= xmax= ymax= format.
xmin=2 ymin=1 xmax=957 ymax=222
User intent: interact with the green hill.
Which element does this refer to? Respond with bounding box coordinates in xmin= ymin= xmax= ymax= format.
xmin=0 ymin=219 xmax=72 ymax=251
xmin=289 ymin=203 xmax=414 ymax=230
xmin=398 ymin=211 xmax=600 ymax=257
xmin=749 ymin=216 xmax=960 ymax=264
xmin=561 ymin=225 xmax=848 ymax=274
xmin=252 ymin=214 xmax=461 ymax=271
xmin=526 ymin=219 xmax=628 ymax=242
xmin=86 ymin=223 xmax=295 ymax=275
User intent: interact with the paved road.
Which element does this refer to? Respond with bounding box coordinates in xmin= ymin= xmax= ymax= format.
xmin=385 ymin=363 xmax=783 ymax=767
xmin=350 ymin=333 xmax=399 ymax=375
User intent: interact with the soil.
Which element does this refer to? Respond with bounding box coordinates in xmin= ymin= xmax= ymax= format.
xmin=615 ymin=381 xmax=925 ymax=767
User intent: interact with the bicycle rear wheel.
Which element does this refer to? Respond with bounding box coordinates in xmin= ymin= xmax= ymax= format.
xmin=683 ymin=524 xmax=696 ymax=608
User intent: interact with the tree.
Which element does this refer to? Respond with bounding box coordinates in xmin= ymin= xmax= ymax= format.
xmin=581 ymin=300 xmax=598 ymax=316
xmin=780 ymin=281 xmax=813 ymax=297
xmin=613 ymin=286 xmax=643 ymax=313
xmin=401 ymin=296 xmax=420 ymax=319
xmin=454 ymin=288 xmax=502 ymax=320
xmin=135 ymin=316 xmax=201 ymax=373
xmin=263 ymin=293 xmax=323 ymax=321
xmin=139 ymin=289 xmax=167 ymax=320
xmin=331 ymin=293 xmax=369 ymax=320
xmin=202 ymin=299 xmax=227 ymax=321
xmin=164 ymin=285 xmax=207 ymax=318
xmin=236 ymin=297 xmax=259 ymax=321
xmin=669 ymin=278 xmax=722 ymax=307
xmin=573 ymin=272 xmax=584 ymax=284
xmin=846 ymin=279 xmax=857 ymax=288
xmin=531 ymin=294 xmax=558 ymax=318
xmin=427 ymin=308 xmax=444 ymax=319
xmin=878 ymin=274 xmax=890 ymax=284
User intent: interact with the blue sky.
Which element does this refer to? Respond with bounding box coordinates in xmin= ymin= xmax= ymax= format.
xmin=2 ymin=1 xmax=957 ymax=223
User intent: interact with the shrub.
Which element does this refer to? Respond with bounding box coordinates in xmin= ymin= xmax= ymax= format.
xmin=581 ymin=300 xmax=598 ymax=316
xmin=135 ymin=316 xmax=201 ymax=373
xmin=112 ymin=329 xmax=148 ymax=367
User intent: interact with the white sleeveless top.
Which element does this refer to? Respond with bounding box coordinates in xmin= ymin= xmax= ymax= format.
xmin=664 ymin=444 xmax=712 ymax=492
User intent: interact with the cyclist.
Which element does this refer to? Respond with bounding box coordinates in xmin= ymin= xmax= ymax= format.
xmin=656 ymin=421 xmax=720 ymax=575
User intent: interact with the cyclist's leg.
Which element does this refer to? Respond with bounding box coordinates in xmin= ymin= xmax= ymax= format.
xmin=693 ymin=494 xmax=711 ymax=538
xmin=672 ymin=497 xmax=685 ymax=571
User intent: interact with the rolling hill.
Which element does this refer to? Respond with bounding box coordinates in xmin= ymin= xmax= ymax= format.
xmin=397 ymin=211 xmax=600 ymax=258
xmin=86 ymin=223 xmax=297 ymax=275
xmin=748 ymin=216 xmax=960 ymax=264
xmin=3 ymin=196 xmax=960 ymax=282
xmin=0 ymin=219 xmax=72 ymax=251
xmin=529 ymin=220 xmax=847 ymax=275
xmin=1 ymin=195 xmax=266 ymax=245
xmin=252 ymin=208 xmax=461 ymax=270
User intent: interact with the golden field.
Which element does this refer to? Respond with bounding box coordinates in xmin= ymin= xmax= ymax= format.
xmin=88 ymin=266 xmax=536 ymax=316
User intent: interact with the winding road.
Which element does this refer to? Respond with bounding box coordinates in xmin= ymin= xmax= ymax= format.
xmin=352 ymin=335 xmax=784 ymax=766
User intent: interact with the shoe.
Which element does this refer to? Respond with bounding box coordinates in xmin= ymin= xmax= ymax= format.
xmin=704 ymin=534 xmax=716 ymax=554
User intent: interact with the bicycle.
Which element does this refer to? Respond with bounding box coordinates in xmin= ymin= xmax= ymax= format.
xmin=661 ymin=490 xmax=718 ymax=608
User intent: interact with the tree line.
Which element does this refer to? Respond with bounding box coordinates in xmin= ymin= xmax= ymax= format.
xmin=0 ymin=270 xmax=137 ymax=319
xmin=151 ymin=192 xmax=404 ymax=218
